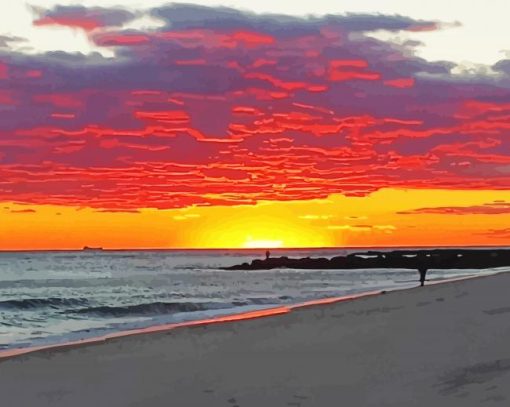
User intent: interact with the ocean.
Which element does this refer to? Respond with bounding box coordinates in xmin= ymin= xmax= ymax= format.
xmin=0 ymin=248 xmax=504 ymax=350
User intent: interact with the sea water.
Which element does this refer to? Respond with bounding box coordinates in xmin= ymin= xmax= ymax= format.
xmin=0 ymin=248 xmax=503 ymax=350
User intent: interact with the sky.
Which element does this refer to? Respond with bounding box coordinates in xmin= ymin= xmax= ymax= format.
xmin=1 ymin=1 xmax=510 ymax=249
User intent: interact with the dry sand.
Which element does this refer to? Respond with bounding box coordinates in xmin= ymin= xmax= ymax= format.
xmin=1 ymin=273 xmax=510 ymax=406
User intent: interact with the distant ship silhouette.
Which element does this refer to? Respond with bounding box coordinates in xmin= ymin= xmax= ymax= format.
xmin=82 ymin=246 xmax=103 ymax=251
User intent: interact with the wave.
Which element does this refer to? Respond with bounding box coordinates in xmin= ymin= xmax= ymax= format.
xmin=0 ymin=296 xmax=286 ymax=317
xmin=70 ymin=301 xmax=232 ymax=317
xmin=0 ymin=297 xmax=89 ymax=310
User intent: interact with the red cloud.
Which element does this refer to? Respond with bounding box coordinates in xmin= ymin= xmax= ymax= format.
xmin=328 ymin=60 xmax=380 ymax=81
xmin=329 ymin=60 xmax=369 ymax=68
xmin=94 ymin=29 xmax=275 ymax=49
xmin=398 ymin=202 xmax=510 ymax=215
xmin=94 ymin=33 xmax=151 ymax=46
xmin=34 ymin=16 xmax=103 ymax=31
xmin=231 ymin=31 xmax=275 ymax=47
xmin=135 ymin=110 xmax=190 ymax=124
xmin=384 ymin=78 xmax=415 ymax=88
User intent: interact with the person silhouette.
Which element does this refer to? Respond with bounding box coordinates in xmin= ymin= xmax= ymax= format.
xmin=418 ymin=266 xmax=427 ymax=287
xmin=265 ymin=250 xmax=270 ymax=260
xmin=417 ymin=252 xmax=428 ymax=286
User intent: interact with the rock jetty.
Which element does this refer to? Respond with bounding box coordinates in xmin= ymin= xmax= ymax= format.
xmin=222 ymin=248 xmax=510 ymax=286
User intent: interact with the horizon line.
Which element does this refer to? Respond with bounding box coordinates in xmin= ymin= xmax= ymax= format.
xmin=0 ymin=244 xmax=509 ymax=253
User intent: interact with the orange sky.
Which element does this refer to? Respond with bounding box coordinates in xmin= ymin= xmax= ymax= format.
xmin=1 ymin=188 xmax=509 ymax=250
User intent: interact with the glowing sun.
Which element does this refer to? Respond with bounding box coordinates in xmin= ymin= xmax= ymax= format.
xmin=243 ymin=237 xmax=284 ymax=249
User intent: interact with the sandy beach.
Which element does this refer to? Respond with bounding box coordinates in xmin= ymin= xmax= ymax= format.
xmin=1 ymin=273 xmax=510 ymax=406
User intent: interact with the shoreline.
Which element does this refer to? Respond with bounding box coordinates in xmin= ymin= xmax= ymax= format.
xmin=0 ymin=291 xmax=382 ymax=361
xmin=0 ymin=270 xmax=500 ymax=362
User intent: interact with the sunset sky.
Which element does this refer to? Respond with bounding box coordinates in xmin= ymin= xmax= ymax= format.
xmin=1 ymin=1 xmax=510 ymax=249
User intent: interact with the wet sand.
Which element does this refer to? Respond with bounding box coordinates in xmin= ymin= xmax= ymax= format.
xmin=1 ymin=272 xmax=510 ymax=406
